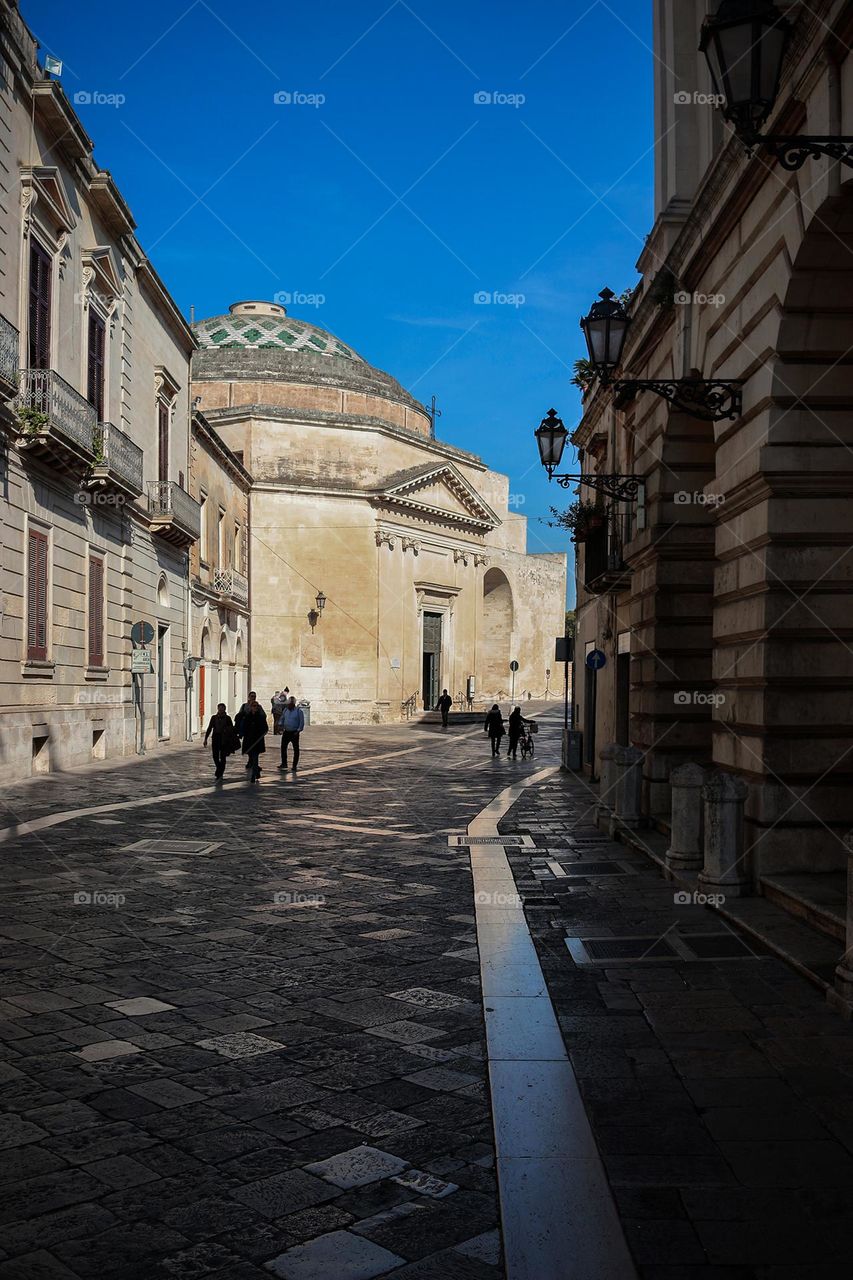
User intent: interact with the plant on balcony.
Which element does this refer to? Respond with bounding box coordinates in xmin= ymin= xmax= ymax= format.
xmin=549 ymin=500 xmax=604 ymax=543
xmin=91 ymin=428 xmax=106 ymax=465
xmin=15 ymin=404 xmax=49 ymax=435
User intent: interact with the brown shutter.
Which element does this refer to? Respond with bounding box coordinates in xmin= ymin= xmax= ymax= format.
xmin=28 ymin=241 xmax=52 ymax=371
xmin=88 ymin=555 xmax=105 ymax=667
xmin=158 ymin=401 xmax=169 ymax=482
xmin=27 ymin=530 xmax=49 ymax=661
xmin=87 ymin=312 xmax=106 ymax=420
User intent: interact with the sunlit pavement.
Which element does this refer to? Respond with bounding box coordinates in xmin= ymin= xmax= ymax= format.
xmin=0 ymin=713 xmax=561 ymax=1279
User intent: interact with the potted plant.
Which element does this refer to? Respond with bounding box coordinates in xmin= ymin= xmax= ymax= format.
xmin=549 ymin=500 xmax=603 ymax=543
xmin=15 ymin=404 xmax=49 ymax=435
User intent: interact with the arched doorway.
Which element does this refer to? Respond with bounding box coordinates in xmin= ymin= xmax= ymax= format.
xmin=481 ymin=568 xmax=513 ymax=698
xmin=217 ymin=632 xmax=230 ymax=711
xmin=199 ymin=624 xmax=212 ymax=728
xmin=235 ymin=636 xmax=246 ymax=706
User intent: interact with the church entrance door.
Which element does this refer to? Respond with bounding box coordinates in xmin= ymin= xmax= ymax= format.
xmin=422 ymin=611 xmax=442 ymax=710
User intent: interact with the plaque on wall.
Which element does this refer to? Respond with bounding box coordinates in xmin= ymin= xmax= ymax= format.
xmin=300 ymin=633 xmax=323 ymax=668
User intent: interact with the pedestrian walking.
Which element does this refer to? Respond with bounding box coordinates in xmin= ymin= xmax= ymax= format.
xmin=484 ymin=704 xmax=505 ymax=757
xmin=507 ymin=706 xmax=528 ymax=760
xmin=203 ymin=703 xmax=236 ymax=780
xmin=279 ymin=695 xmax=305 ymax=771
xmin=271 ymin=690 xmax=286 ymax=735
xmin=436 ymin=688 xmax=453 ymax=728
xmin=235 ymin=691 xmax=269 ymax=784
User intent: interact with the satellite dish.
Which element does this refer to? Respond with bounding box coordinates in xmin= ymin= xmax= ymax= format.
xmin=130 ymin=621 xmax=155 ymax=646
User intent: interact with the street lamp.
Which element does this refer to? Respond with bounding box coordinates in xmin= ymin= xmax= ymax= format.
xmin=700 ymin=1 xmax=853 ymax=169
xmin=534 ymin=409 xmax=644 ymax=501
xmin=315 ymin=590 xmax=326 ymax=614
xmin=580 ymin=290 xmax=742 ymax=423
xmin=535 ymin=409 xmax=569 ymax=479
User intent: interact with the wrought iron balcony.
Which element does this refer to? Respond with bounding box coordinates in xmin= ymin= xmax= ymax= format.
xmin=582 ymin=509 xmax=632 ymax=595
xmin=89 ymin=422 xmax=144 ymax=499
xmin=15 ymin=368 xmax=97 ymax=474
xmin=147 ymin=480 xmax=201 ymax=547
xmin=0 ymin=314 xmax=19 ymax=398
xmin=213 ymin=566 xmax=249 ymax=606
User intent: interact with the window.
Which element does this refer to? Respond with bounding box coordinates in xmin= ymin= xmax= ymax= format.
xmin=28 ymin=240 xmax=52 ymax=370
xmin=88 ymin=555 xmax=105 ymax=667
xmin=234 ymin=523 xmax=242 ymax=572
xmin=218 ymin=509 xmax=226 ymax=568
xmin=27 ymin=529 xmax=49 ymax=661
xmin=199 ymin=492 xmax=208 ymax=563
xmin=87 ymin=311 xmax=106 ymax=421
xmin=157 ymin=400 xmax=170 ymax=483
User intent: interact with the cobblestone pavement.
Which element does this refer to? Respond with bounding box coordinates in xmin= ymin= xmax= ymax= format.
xmin=500 ymin=772 xmax=853 ymax=1280
xmin=0 ymin=714 xmax=560 ymax=1280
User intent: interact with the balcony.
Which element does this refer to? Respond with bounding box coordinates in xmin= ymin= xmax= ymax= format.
xmin=0 ymin=314 xmax=19 ymax=400
xmin=148 ymin=481 xmax=201 ymax=547
xmin=15 ymin=369 xmax=97 ymax=475
xmin=213 ymin=566 xmax=249 ymax=607
xmin=89 ymin=422 xmax=144 ymax=499
xmin=583 ymin=512 xmax=632 ymax=595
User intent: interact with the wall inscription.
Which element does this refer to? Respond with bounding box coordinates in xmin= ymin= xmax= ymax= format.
xmin=300 ymin=633 xmax=323 ymax=668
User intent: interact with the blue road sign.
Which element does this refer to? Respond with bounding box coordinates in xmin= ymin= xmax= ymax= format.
xmin=586 ymin=649 xmax=607 ymax=671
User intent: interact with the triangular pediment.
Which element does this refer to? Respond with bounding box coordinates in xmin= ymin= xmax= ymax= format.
xmin=83 ymin=245 xmax=123 ymax=299
xmin=22 ymin=166 xmax=75 ymax=233
xmin=372 ymin=463 xmax=500 ymax=530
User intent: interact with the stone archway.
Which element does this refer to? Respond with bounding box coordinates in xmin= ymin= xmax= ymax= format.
xmin=481 ymin=568 xmax=513 ymax=698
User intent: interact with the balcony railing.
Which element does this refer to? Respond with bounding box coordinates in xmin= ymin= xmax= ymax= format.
xmin=16 ymin=368 xmax=97 ymax=462
xmin=213 ymin=566 xmax=249 ymax=606
xmin=148 ymin=480 xmax=201 ymax=545
xmin=91 ymin=422 xmax=144 ymax=497
xmin=583 ymin=509 xmax=632 ymax=595
xmin=0 ymin=314 xmax=19 ymax=396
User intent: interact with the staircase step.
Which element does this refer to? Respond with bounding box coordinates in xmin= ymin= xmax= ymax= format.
xmin=761 ymin=873 xmax=847 ymax=944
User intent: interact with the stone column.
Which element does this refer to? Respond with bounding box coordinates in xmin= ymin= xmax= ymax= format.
xmin=614 ymin=746 xmax=644 ymax=830
xmin=596 ymin=744 xmax=620 ymax=830
xmin=833 ymin=833 xmax=853 ymax=1008
xmin=698 ymin=771 xmax=751 ymax=897
xmin=666 ymin=764 xmax=707 ymax=873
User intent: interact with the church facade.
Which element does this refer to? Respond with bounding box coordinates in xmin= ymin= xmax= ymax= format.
xmin=192 ymin=302 xmax=566 ymax=723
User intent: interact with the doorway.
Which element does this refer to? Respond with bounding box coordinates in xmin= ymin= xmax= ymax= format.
xmin=422 ymin=611 xmax=442 ymax=710
xmin=157 ymin=624 xmax=170 ymax=739
xmin=584 ymin=663 xmax=597 ymax=770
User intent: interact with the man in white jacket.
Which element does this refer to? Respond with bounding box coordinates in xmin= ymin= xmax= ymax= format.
xmin=279 ymin=695 xmax=305 ymax=771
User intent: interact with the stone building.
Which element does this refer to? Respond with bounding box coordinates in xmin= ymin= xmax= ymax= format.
xmin=192 ymin=301 xmax=566 ymax=723
xmin=572 ymin=1 xmax=853 ymax=971
xmin=189 ymin=409 xmax=251 ymax=731
xmin=0 ymin=0 xmax=204 ymax=783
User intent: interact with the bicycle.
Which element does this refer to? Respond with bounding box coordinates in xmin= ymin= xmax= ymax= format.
xmin=520 ymin=728 xmax=535 ymax=760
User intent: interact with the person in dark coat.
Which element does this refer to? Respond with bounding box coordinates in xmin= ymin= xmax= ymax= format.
xmin=507 ymin=706 xmax=529 ymax=760
xmin=203 ymin=702 xmax=235 ymax=780
xmin=235 ymin=691 xmax=269 ymax=784
xmin=436 ymin=689 xmax=453 ymax=728
xmin=484 ymin=704 xmax=505 ymax=757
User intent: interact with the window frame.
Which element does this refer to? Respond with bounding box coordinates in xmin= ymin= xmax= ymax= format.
xmin=25 ymin=524 xmax=51 ymax=664
xmin=87 ymin=552 xmax=106 ymax=670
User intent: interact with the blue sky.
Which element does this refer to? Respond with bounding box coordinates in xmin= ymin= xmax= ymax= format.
xmin=30 ymin=0 xmax=654 ymax=601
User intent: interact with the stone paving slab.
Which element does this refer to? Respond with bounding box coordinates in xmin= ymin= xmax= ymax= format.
xmin=498 ymin=769 xmax=853 ymax=1279
xmin=0 ymin=720 xmax=546 ymax=1277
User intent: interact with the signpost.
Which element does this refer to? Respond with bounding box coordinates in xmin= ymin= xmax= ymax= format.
xmin=130 ymin=622 xmax=155 ymax=755
xmin=586 ymin=649 xmax=607 ymax=671
xmin=509 ymin=659 xmax=519 ymax=705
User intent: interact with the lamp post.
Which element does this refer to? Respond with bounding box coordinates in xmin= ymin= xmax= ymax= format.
xmin=308 ymin=590 xmax=326 ymax=633
xmin=535 ymin=409 xmax=645 ymax=501
xmin=700 ymin=0 xmax=853 ymax=170
xmin=580 ymin=291 xmax=742 ymax=422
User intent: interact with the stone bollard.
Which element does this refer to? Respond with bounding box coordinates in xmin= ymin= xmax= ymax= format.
xmin=613 ymin=746 xmax=644 ymax=831
xmin=596 ymin=744 xmax=620 ymax=830
xmin=698 ymin=771 xmax=751 ymax=897
xmin=833 ymin=832 xmax=853 ymax=1010
xmin=666 ymin=764 xmax=708 ymax=873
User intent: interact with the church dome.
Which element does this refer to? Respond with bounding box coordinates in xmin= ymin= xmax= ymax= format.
xmin=193 ymin=301 xmax=364 ymax=363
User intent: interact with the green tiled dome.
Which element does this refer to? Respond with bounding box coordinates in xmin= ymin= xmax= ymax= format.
xmin=193 ymin=301 xmax=363 ymax=362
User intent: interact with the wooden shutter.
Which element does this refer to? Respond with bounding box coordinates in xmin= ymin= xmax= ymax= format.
xmin=88 ymin=555 xmax=105 ymax=667
xmin=27 ymin=530 xmax=49 ymax=661
xmin=28 ymin=241 xmax=52 ymax=371
xmin=87 ymin=312 xmax=106 ymax=420
xmin=158 ymin=401 xmax=170 ymax=482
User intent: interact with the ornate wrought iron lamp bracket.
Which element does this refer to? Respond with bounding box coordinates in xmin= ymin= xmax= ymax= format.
xmin=552 ymin=473 xmax=644 ymax=502
xmin=747 ymin=132 xmax=853 ymax=171
xmin=611 ymin=377 xmax=742 ymax=422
